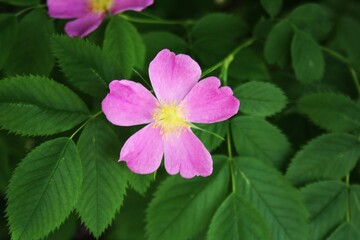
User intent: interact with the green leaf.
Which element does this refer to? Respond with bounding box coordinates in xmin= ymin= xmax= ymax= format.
xmin=288 ymin=3 xmax=333 ymax=40
xmin=260 ymin=0 xmax=283 ymax=18
xmin=286 ymin=134 xmax=360 ymax=186
xmin=191 ymin=13 xmax=246 ymax=66
xmin=300 ymin=181 xmax=348 ymax=240
xmin=76 ymin=119 xmax=127 ymax=238
xmin=0 ymin=0 xmax=39 ymax=6
xmin=291 ymin=30 xmax=325 ymax=83
xmin=234 ymin=157 xmax=309 ymax=240
xmin=264 ymin=20 xmax=293 ymax=67
xmin=146 ymin=156 xmax=230 ymax=240
xmin=207 ymin=192 xmax=271 ymax=240
xmin=229 ymin=49 xmax=270 ymax=81
xmin=231 ymin=116 xmax=291 ymax=168
xmin=234 ymin=81 xmax=287 ymax=117
xmin=51 ymin=35 xmax=122 ymax=98
xmin=143 ymin=31 xmax=188 ymax=64
xmin=349 ymin=185 xmax=360 ymax=228
xmin=0 ymin=76 xmax=89 ymax=136
xmin=298 ymin=92 xmax=360 ymax=132
xmin=327 ymin=223 xmax=360 ymax=240
xmin=193 ymin=121 xmax=227 ymax=152
xmin=125 ymin=168 xmax=153 ymax=195
xmin=6 ymin=138 xmax=82 ymax=240
xmin=0 ymin=14 xmax=17 ymax=70
xmin=3 ymin=10 xmax=54 ymax=76
xmin=103 ymin=17 xmax=145 ymax=78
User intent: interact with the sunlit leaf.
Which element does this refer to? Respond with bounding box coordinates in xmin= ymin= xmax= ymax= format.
xmin=300 ymin=181 xmax=347 ymax=240
xmin=76 ymin=119 xmax=127 ymax=238
xmin=235 ymin=157 xmax=309 ymax=240
xmin=298 ymin=92 xmax=360 ymax=133
xmin=234 ymin=81 xmax=287 ymax=117
xmin=286 ymin=134 xmax=360 ymax=186
xmin=0 ymin=76 xmax=89 ymax=136
xmin=6 ymin=138 xmax=82 ymax=240
xmin=207 ymin=192 xmax=271 ymax=240
xmin=146 ymin=156 xmax=229 ymax=240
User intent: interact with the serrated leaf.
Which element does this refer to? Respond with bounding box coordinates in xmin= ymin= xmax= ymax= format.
xmin=193 ymin=121 xmax=227 ymax=152
xmin=125 ymin=168 xmax=153 ymax=195
xmin=103 ymin=17 xmax=145 ymax=78
xmin=286 ymin=134 xmax=360 ymax=185
xmin=207 ymin=192 xmax=271 ymax=240
xmin=6 ymin=138 xmax=82 ymax=240
xmin=231 ymin=116 xmax=291 ymax=168
xmin=291 ymin=30 xmax=325 ymax=83
xmin=51 ymin=35 xmax=122 ymax=98
xmin=76 ymin=119 xmax=127 ymax=238
xmin=146 ymin=156 xmax=230 ymax=240
xmin=0 ymin=14 xmax=17 ymax=69
xmin=0 ymin=76 xmax=89 ymax=136
xmin=234 ymin=157 xmax=309 ymax=240
xmin=234 ymin=81 xmax=287 ymax=117
xmin=3 ymin=9 xmax=54 ymax=76
xmin=260 ymin=0 xmax=282 ymax=18
xmin=327 ymin=223 xmax=360 ymax=240
xmin=298 ymin=92 xmax=360 ymax=133
xmin=143 ymin=31 xmax=188 ymax=64
xmin=349 ymin=185 xmax=360 ymax=228
xmin=229 ymin=49 xmax=270 ymax=81
xmin=289 ymin=3 xmax=333 ymax=40
xmin=264 ymin=19 xmax=293 ymax=67
xmin=300 ymin=181 xmax=348 ymax=240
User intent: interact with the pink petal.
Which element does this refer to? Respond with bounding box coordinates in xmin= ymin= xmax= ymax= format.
xmin=120 ymin=124 xmax=164 ymax=174
xmin=164 ymin=129 xmax=212 ymax=178
xmin=65 ymin=13 xmax=105 ymax=38
xmin=110 ymin=0 xmax=154 ymax=15
xmin=183 ymin=77 xmax=240 ymax=123
xmin=47 ymin=0 xmax=88 ymax=19
xmin=149 ymin=49 xmax=201 ymax=103
xmin=102 ymin=80 xmax=157 ymax=126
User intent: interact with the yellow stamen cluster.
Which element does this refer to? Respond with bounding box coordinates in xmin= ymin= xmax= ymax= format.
xmin=88 ymin=0 xmax=113 ymax=13
xmin=152 ymin=100 xmax=190 ymax=139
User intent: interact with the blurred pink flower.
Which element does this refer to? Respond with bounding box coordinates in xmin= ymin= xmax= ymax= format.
xmin=47 ymin=0 xmax=154 ymax=37
xmin=102 ymin=49 xmax=240 ymax=178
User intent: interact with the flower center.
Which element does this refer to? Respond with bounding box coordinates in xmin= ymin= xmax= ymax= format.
xmin=152 ymin=100 xmax=190 ymax=138
xmin=88 ymin=0 xmax=113 ymax=13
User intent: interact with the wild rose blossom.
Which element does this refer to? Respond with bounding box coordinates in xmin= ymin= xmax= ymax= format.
xmin=102 ymin=49 xmax=240 ymax=178
xmin=47 ymin=0 xmax=154 ymax=37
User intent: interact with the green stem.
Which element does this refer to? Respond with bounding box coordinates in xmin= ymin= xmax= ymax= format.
xmin=227 ymin=127 xmax=236 ymax=193
xmin=132 ymin=68 xmax=153 ymax=89
xmin=322 ymin=47 xmax=360 ymax=95
xmin=70 ymin=111 xmax=102 ymax=139
xmin=119 ymin=14 xmax=194 ymax=26
xmin=190 ymin=123 xmax=225 ymax=141
xmin=15 ymin=4 xmax=46 ymax=17
xmin=201 ymin=37 xmax=257 ymax=78
xmin=346 ymin=174 xmax=350 ymax=223
xmin=349 ymin=67 xmax=360 ymax=96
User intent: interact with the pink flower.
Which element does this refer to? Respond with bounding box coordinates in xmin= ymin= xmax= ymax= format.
xmin=47 ymin=0 xmax=154 ymax=37
xmin=102 ymin=49 xmax=240 ymax=178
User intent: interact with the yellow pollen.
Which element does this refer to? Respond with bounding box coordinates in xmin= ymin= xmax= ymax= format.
xmin=88 ymin=0 xmax=113 ymax=13
xmin=152 ymin=100 xmax=190 ymax=139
